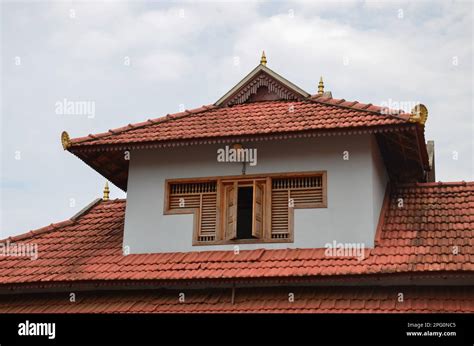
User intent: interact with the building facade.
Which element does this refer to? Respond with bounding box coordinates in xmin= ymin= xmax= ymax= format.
xmin=0 ymin=53 xmax=472 ymax=313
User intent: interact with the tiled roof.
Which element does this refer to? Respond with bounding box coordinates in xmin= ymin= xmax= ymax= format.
xmin=1 ymin=286 xmax=472 ymax=313
xmin=1 ymin=182 xmax=472 ymax=286
xmin=68 ymin=97 xmax=411 ymax=148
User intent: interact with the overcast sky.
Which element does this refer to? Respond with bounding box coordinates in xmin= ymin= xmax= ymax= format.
xmin=1 ymin=0 xmax=473 ymax=238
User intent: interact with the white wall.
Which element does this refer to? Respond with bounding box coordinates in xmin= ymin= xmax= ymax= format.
xmin=123 ymin=135 xmax=388 ymax=254
xmin=371 ymin=136 xmax=389 ymax=230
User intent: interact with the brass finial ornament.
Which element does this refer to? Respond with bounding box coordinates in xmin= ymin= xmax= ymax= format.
xmin=409 ymin=104 xmax=428 ymax=125
xmin=61 ymin=131 xmax=71 ymax=150
xmin=232 ymin=143 xmax=243 ymax=150
xmin=103 ymin=181 xmax=110 ymax=201
xmin=260 ymin=51 xmax=267 ymax=66
xmin=318 ymin=76 xmax=324 ymax=95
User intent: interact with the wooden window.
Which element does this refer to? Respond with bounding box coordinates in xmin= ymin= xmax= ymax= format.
xmin=270 ymin=175 xmax=326 ymax=241
xmin=224 ymin=182 xmax=237 ymax=241
xmin=165 ymin=181 xmax=218 ymax=243
xmin=164 ymin=171 xmax=327 ymax=245
xmin=221 ymin=182 xmax=266 ymax=241
xmin=252 ymin=181 xmax=264 ymax=239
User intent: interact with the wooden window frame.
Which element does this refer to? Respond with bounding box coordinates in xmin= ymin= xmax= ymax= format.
xmin=164 ymin=171 xmax=327 ymax=246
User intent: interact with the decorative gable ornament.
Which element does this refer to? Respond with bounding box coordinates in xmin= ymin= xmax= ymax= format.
xmin=409 ymin=104 xmax=428 ymax=125
xmin=61 ymin=131 xmax=71 ymax=150
xmin=215 ymin=53 xmax=310 ymax=107
xmin=221 ymin=71 xmax=307 ymax=106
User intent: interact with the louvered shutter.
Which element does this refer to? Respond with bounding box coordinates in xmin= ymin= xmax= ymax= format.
xmin=198 ymin=193 xmax=217 ymax=242
xmin=252 ymin=182 xmax=264 ymax=238
xmin=271 ymin=189 xmax=290 ymax=239
xmin=224 ymin=183 xmax=238 ymax=240
xmin=168 ymin=181 xmax=217 ymax=243
xmin=271 ymin=175 xmax=325 ymax=240
xmin=289 ymin=176 xmax=324 ymax=207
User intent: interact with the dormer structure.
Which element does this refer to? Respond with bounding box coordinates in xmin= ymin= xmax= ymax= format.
xmin=61 ymin=53 xmax=431 ymax=254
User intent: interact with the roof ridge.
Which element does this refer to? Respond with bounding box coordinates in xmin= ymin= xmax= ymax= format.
xmin=69 ymin=105 xmax=216 ymax=147
xmin=70 ymin=198 xmax=102 ymax=221
xmin=0 ymin=198 xmax=113 ymax=243
xmin=308 ymin=95 xmax=411 ymax=121
xmin=395 ymin=181 xmax=474 ymax=188
xmin=1 ymin=220 xmax=74 ymax=244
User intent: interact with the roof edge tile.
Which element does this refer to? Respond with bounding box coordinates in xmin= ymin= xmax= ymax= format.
xmin=0 ymin=199 xmax=125 ymax=244
xmin=69 ymin=105 xmax=216 ymax=146
xmin=3 ymin=220 xmax=74 ymax=243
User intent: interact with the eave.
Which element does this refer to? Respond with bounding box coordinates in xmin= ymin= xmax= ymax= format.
xmin=1 ymin=271 xmax=473 ymax=295
xmin=68 ymin=123 xmax=428 ymax=191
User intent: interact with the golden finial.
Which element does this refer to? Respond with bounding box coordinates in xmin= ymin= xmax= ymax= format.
xmin=260 ymin=51 xmax=267 ymax=66
xmin=103 ymin=181 xmax=110 ymax=201
xmin=318 ymin=76 xmax=324 ymax=95
xmin=61 ymin=131 xmax=71 ymax=150
xmin=409 ymin=104 xmax=428 ymax=125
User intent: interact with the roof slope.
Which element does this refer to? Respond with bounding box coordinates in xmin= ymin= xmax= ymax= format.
xmin=62 ymin=64 xmax=429 ymax=190
xmin=68 ymin=97 xmax=410 ymax=149
xmin=1 ymin=286 xmax=472 ymax=313
xmin=1 ymin=182 xmax=473 ymax=286
xmin=64 ymin=96 xmax=426 ymax=191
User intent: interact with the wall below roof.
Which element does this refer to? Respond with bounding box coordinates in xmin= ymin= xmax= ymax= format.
xmin=123 ymin=135 xmax=387 ymax=254
xmin=371 ymin=136 xmax=389 ymax=230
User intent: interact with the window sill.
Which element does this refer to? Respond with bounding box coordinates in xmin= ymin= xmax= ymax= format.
xmin=192 ymin=237 xmax=294 ymax=246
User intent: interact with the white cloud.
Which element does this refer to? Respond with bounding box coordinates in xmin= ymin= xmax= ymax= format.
xmin=136 ymin=51 xmax=191 ymax=81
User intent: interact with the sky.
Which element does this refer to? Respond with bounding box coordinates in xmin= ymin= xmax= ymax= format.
xmin=1 ymin=0 xmax=473 ymax=238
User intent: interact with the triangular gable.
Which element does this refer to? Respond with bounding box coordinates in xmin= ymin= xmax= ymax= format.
xmin=215 ymin=64 xmax=310 ymax=107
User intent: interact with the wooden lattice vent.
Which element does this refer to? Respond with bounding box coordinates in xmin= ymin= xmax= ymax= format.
xmin=271 ymin=176 xmax=324 ymax=239
xmin=169 ymin=181 xmax=217 ymax=242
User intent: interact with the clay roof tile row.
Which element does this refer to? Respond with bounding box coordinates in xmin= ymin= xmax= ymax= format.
xmin=0 ymin=183 xmax=472 ymax=286
xmin=1 ymin=286 xmax=472 ymax=313
xmin=67 ymin=99 xmax=411 ymax=149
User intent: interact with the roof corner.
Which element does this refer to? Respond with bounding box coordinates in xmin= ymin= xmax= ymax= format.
xmin=70 ymin=198 xmax=102 ymax=221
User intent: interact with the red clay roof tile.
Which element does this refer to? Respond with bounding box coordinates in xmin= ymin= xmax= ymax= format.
xmin=68 ymin=99 xmax=410 ymax=149
xmin=0 ymin=182 xmax=473 ymax=287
